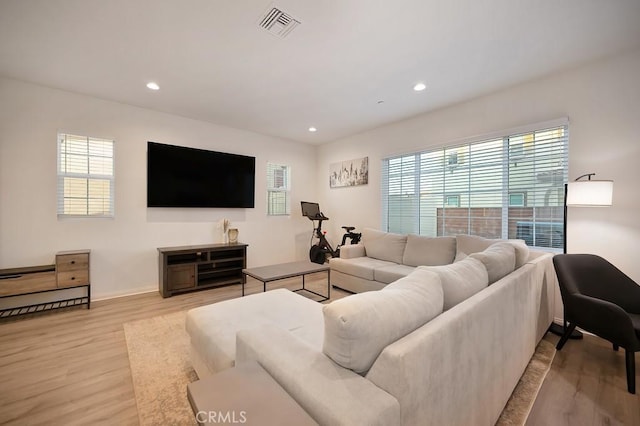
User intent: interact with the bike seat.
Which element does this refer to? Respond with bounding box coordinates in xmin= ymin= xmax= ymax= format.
xmin=342 ymin=226 xmax=355 ymax=232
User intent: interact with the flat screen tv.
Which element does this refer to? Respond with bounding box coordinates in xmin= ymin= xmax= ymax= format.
xmin=147 ymin=141 xmax=255 ymax=208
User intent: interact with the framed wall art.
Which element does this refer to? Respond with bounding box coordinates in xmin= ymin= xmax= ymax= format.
xmin=329 ymin=157 xmax=368 ymax=188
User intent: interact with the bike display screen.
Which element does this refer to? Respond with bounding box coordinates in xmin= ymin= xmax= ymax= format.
xmin=301 ymin=201 xmax=322 ymax=218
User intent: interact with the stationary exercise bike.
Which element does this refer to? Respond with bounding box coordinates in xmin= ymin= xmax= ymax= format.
xmin=301 ymin=201 xmax=362 ymax=264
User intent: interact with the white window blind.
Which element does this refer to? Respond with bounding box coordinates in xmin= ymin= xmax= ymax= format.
xmin=382 ymin=122 xmax=568 ymax=249
xmin=267 ymin=163 xmax=290 ymax=216
xmin=57 ymin=133 xmax=114 ymax=218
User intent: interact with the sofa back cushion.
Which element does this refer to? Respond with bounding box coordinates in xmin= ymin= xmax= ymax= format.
xmin=322 ymin=268 xmax=443 ymax=374
xmin=456 ymin=234 xmax=529 ymax=268
xmin=362 ymin=228 xmax=407 ymax=264
xmin=469 ymin=242 xmax=516 ymax=284
xmin=419 ymin=257 xmax=488 ymax=310
xmin=402 ymin=234 xmax=456 ymax=267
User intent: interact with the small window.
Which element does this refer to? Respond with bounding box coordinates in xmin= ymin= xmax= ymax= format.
xmin=267 ymin=163 xmax=290 ymax=216
xmin=57 ymin=133 xmax=114 ymax=218
xmin=509 ymin=192 xmax=526 ymax=207
xmin=445 ymin=195 xmax=460 ymax=207
xmin=447 ymin=152 xmax=458 ymax=166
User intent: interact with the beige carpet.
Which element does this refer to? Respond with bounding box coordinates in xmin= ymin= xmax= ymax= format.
xmin=496 ymin=339 xmax=556 ymax=425
xmin=124 ymin=311 xmax=555 ymax=426
xmin=124 ymin=310 xmax=198 ymax=426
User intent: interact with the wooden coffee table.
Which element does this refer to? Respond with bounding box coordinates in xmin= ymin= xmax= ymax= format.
xmin=187 ymin=361 xmax=317 ymax=426
xmin=242 ymin=261 xmax=330 ymax=302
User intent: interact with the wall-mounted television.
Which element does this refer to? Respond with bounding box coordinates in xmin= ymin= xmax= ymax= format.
xmin=147 ymin=141 xmax=255 ymax=208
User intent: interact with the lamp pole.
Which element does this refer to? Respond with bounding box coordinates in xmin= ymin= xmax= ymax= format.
xmin=550 ymin=172 xmax=613 ymax=339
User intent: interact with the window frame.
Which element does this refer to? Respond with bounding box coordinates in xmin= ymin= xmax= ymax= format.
xmin=381 ymin=118 xmax=568 ymax=250
xmin=266 ymin=162 xmax=291 ymax=216
xmin=57 ymin=133 xmax=115 ymax=218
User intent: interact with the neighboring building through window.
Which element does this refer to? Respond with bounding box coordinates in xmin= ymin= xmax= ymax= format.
xmin=57 ymin=133 xmax=114 ymax=218
xmin=381 ymin=120 xmax=568 ymax=249
xmin=267 ymin=163 xmax=290 ymax=215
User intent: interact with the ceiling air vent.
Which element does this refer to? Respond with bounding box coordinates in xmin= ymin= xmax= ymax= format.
xmin=259 ymin=7 xmax=300 ymax=38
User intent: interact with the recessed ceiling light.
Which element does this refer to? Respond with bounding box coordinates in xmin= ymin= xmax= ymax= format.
xmin=308 ymin=127 xmax=317 ymax=132
xmin=413 ymin=82 xmax=427 ymax=91
xmin=146 ymin=82 xmax=160 ymax=91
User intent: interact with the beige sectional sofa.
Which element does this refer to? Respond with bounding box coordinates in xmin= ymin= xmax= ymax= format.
xmin=330 ymin=228 xmax=530 ymax=294
xmin=186 ymin=231 xmax=556 ymax=425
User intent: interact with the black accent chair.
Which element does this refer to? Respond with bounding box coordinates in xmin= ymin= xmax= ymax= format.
xmin=553 ymin=254 xmax=640 ymax=394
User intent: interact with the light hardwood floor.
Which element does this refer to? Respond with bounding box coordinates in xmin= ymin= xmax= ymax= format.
xmin=527 ymin=333 xmax=640 ymax=425
xmin=1 ymin=277 xmax=638 ymax=425
xmin=0 ymin=276 xmax=343 ymax=425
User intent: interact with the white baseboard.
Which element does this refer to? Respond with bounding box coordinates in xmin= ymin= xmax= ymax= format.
xmin=92 ymin=286 xmax=157 ymax=302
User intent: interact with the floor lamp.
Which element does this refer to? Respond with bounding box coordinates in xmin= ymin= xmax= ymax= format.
xmin=549 ymin=172 xmax=614 ymax=338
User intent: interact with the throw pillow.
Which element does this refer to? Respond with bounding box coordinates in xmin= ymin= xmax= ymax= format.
xmin=322 ymin=268 xmax=443 ymax=374
xmin=508 ymin=240 xmax=530 ymax=268
xmin=402 ymin=234 xmax=456 ymax=267
xmin=419 ymin=257 xmax=489 ymax=310
xmin=468 ymin=242 xmax=516 ymax=284
xmin=455 ymin=234 xmax=529 ymax=268
xmin=362 ymin=228 xmax=408 ymax=264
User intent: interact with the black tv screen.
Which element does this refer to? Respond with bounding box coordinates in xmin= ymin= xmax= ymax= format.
xmin=147 ymin=142 xmax=255 ymax=208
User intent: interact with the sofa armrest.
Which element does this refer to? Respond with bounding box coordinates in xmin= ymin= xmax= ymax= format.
xmin=526 ymin=253 xmax=556 ymax=340
xmin=568 ymin=294 xmax=638 ymax=348
xmin=337 ymin=244 xmax=366 ymax=259
xmin=236 ymin=325 xmax=400 ymax=426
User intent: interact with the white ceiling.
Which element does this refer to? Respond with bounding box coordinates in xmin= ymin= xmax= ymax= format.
xmin=1 ymin=0 xmax=639 ymax=144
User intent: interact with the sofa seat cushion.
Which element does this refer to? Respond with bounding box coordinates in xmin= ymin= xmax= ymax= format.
xmin=456 ymin=234 xmax=529 ymax=268
xmin=362 ymin=228 xmax=408 ymax=264
xmin=185 ymin=289 xmax=324 ymax=374
xmin=402 ymin=234 xmax=456 ymax=266
xmin=323 ymin=268 xmax=443 ymax=374
xmin=374 ymin=264 xmax=416 ymax=284
xmin=419 ymin=257 xmax=489 ymax=310
xmin=469 ymin=242 xmax=516 ymax=284
xmin=330 ymin=256 xmax=396 ymax=281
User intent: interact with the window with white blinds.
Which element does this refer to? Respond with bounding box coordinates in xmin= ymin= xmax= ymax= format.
xmin=381 ymin=121 xmax=568 ymax=249
xmin=267 ymin=163 xmax=290 ymax=215
xmin=57 ymin=133 xmax=114 ymax=218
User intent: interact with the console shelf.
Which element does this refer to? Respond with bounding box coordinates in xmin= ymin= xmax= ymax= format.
xmin=0 ymin=250 xmax=91 ymax=319
xmin=158 ymin=243 xmax=248 ymax=298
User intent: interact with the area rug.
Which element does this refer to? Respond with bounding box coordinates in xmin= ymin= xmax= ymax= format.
xmin=124 ymin=311 xmax=555 ymax=426
xmin=496 ymin=339 xmax=556 ymax=425
xmin=124 ymin=310 xmax=198 ymax=426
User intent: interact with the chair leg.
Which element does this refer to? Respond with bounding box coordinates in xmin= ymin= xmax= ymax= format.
xmin=613 ymin=343 xmax=619 ymax=351
xmin=556 ymin=323 xmax=577 ymax=350
xmin=625 ymin=350 xmax=636 ymax=394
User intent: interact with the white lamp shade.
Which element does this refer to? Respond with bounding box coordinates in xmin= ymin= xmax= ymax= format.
xmin=566 ymin=180 xmax=613 ymax=206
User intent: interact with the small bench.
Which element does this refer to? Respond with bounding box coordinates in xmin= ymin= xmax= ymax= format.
xmin=185 ymin=289 xmax=324 ymax=378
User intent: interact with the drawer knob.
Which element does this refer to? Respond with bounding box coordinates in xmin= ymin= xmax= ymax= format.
xmin=71 ymin=261 xmax=76 ymax=265
xmin=71 ymin=276 xmax=75 ymax=280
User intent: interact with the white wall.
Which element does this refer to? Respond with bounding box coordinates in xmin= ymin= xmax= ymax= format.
xmin=0 ymin=78 xmax=317 ymax=299
xmin=3 ymin=48 xmax=639 ymax=304
xmin=318 ymin=48 xmax=640 ymax=316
